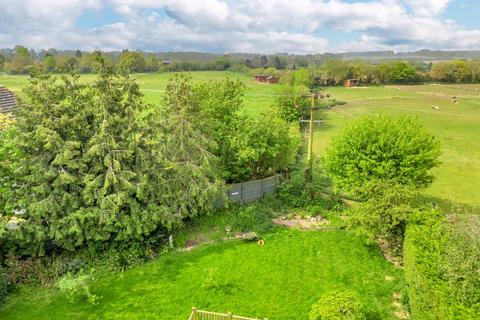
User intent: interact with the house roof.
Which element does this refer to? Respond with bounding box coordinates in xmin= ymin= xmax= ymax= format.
xmin=0 ymin=86 xmax=18 ymax=115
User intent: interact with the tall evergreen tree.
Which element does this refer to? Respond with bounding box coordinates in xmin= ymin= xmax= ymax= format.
xmin=13 ymin=65 xmax=224 ymax=254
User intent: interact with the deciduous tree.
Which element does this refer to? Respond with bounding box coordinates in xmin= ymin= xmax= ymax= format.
xmin=8 ymin=46 xmax=32 ymax=74
xmin=324 ymin=115 xmax=441 ymax=199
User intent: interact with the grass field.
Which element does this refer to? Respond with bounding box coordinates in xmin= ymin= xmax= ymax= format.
xmin=0 ymin=229 xmax=405 ymax=320
xmin=315 ymin=84 xmax=480 ymax=206
xmin=0 ymin=71 xmax=271 ymax=116
xmin=1 ymin=71 xmax=478 ymax=205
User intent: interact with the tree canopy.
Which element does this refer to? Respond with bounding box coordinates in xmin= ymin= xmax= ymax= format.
xmin=9 ymin=67 xmax=224 ymax=254
xmin=324 ymin=115 xmax=441 ymax=199
xmin=7 ymin=46 xmax=33 ymax=74
xmin=164 ymin=75 xmax=301 ymax=182
xmin=119 ymin=51 xmax=147 ymax=73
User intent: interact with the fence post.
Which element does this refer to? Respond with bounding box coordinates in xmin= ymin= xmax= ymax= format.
xmin=240 ymin=181 xmax=244 ymax=203
xmin=228 ymin=312 xmax=233 ymax=320
xmin=191 ymin=307 xmax=196 ymax=320
xmin=260 ymin=178 xmax=264 ymax=198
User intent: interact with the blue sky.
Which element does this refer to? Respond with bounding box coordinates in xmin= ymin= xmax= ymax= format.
xmin=1 ymin=0 xmax=479 ymax=53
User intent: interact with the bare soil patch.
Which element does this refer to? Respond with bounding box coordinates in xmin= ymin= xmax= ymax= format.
xmin=272 ymin=215 xmax=340 ymax=230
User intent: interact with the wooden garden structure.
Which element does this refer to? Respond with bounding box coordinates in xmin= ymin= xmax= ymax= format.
xmin=0 ymin=86 xmax=18 ymax=115
xmin=343 ymin=79 xmax=359 ymax=87
xmin=189 ymin=307 xmax=267 ymax=320
xmin=254 ymin=75 xmax=279 ymax=84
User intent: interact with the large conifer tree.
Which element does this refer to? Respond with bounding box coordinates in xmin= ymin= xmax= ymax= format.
xmin=14 ymin=66 xmax=224 ymax=254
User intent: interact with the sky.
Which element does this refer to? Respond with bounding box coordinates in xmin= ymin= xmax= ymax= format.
xmin=0 ymin=0 xmax=479 ymax=54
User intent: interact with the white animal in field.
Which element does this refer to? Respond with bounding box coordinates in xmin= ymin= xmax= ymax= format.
xmin=431 ymin=105 xmax=440 ymax=110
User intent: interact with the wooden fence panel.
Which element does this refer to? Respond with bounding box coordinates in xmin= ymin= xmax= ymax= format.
xmin=226 ymin=174 xmax=281 ymax=203
xmin=241 ymin=180 xmax=263 ymax=202
xmin=189 ymin=307 xmax=267 ymax=320
xmin=228 ymin=183 xmax=243 ymax=202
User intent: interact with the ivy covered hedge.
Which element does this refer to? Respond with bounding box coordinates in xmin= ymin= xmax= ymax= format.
xmin=404 ymin=211 xmax=480 ymax=319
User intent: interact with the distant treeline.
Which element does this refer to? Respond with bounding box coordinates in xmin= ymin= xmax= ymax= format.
xmin=276 ymin=60 xmax=480 ymax=85
xmin=1 ymin=45 xmax=480 ymax=84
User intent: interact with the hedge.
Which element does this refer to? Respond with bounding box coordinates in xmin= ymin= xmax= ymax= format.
xmin=309 ymin=290 xmax=366 ymax=320
xmin=404 ymin=211 xmax=480 ymax=319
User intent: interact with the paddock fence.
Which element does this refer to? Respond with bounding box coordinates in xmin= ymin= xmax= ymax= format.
xmin=188 ymin=307 xmax=268 ymax=320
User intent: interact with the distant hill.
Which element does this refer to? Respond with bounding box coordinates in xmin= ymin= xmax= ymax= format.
xmin=2 ymin=48 xmax=480 ymax=63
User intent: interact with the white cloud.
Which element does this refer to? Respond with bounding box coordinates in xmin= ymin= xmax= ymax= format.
xmin=0 ymin=0 xmax=478 ymax=53
xmin=405 ymin=0 xmax=452 ymax=16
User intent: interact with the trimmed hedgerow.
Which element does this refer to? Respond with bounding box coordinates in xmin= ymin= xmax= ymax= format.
xmin=404 ymin=210 xmax=480 ymax=319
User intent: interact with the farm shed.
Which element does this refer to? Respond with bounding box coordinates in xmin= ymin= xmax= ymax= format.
xmin=343 ymin=79 xmax=359 ymax=87
xmin=254 ymin=75 xmax=279 ymax=84
xmin=0 ymin=86 xmax=18 ymax=115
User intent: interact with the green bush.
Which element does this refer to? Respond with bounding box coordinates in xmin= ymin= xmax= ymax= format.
xmin=274 ymin=84 xmax=310 ymax=122
xmin=165 ymin=76 xmax=301 ymax=183
xmin=0 ymin=114 xmax=21 ymax=217
xmin=404 ymin=211 xmax=480 ymax=319
xmin=56 ymin=270 xmax=99 ymax=305
xmin=4 ymin=233 xmax=167 ymax=288
xmin=4 ymin=255 xmax=69 ymax=287
xmin=80 ymin=234 xmax=166 ymax=273
xmin=224 ymin=111 xmax=301 ymax=182
xmin=277 ymin=159 xmax=337 ymax=209
xmin=309 ymin=290 xmax=366 ymax=320
xmin=346 ymin=182 xmax=416 ymax=254
xmin=230 ymin=204 xmax=273 ymax=234
xmin=324 ymin=115 xmax=441 ymax=199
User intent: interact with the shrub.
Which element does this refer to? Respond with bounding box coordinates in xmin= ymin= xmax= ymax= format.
xmin=79 ymin=233 xmax=166 ymax=273
xmin=346 ymin=182 xmax=417 ymax=254
xmin=404 ymin=210 xmax=480 ymax=319
xmin=224 ymin=112 xmax=301 ymax=182
xmin=165 ymin=76 xmax=301 ymax=183
xmin=324 ymin=115 xmax=441 ymax=200
xmin=4 ymin=254 xmax=69 ymax=287
xmin=274 ymin=84 xmax=310 ymax=122
xmin=0 ymin=266 xmax=8 ymax=305
xmin=240 ymin=231 xmax=259 ymax=241
xmin=56 ymin=271 xmax=99 ymax=305
xmin=276 ymin=159 xmax=339 ymax=209
xmin=0 ymin=114 xmax=21 ymax=217
xmin=230 ymin=204 xmax=273 ymax=234
xmin=4 ymin=232 xmax=167 ymax=288
xmin=309 ymin=291 xmax=366 ymax=320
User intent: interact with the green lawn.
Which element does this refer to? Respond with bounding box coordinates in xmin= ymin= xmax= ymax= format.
xmin=0 ymin=229 xmax=404 ymax=320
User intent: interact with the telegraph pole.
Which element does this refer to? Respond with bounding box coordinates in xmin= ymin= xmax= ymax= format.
xmin=306 ymin=94 xmax=315 ymax=164
xmin=303 ymin=93 xmax=317 ymax=183
xmin=302 ymin=91 xmax=330 ymax=182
